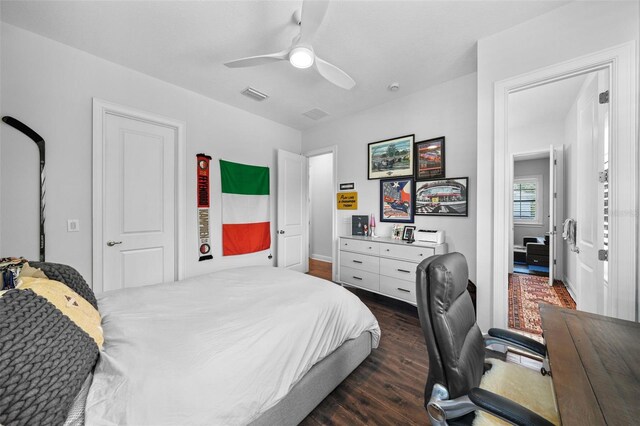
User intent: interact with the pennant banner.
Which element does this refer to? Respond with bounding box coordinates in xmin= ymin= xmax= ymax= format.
xmin=220 ymin=159 xmax=270 ymax=256
xmin=197 ymin=154 xmax=213 ymax=261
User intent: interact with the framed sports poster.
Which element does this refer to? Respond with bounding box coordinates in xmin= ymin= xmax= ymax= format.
xmin=415 ymin=177 xmax=468 ymax=217
xmin=414 ymin=136 xmax=445 ymax=179
xmin=380 ymin=178 xmax=414 ymax=223
xmin=367 ymin=134 xmax=414 ymax=180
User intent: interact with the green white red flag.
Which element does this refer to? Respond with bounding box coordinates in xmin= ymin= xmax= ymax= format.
xmin=220 ymin=159 xmax=270 ymax=256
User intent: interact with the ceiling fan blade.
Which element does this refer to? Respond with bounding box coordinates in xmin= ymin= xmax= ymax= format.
xmin=224 ymin=50 xmax=289 ymax=68
xmin=299 ymin=0 xmax=329 ymax=44
xmin=314 ymin=56 xmax=356 ymax=90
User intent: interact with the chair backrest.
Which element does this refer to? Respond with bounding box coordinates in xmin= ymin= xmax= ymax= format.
xmin=416 ymin=252 xmax=485 ymax=401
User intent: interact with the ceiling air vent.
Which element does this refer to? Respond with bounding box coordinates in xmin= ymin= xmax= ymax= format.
xmin=303 ymin=108 xmax=329 ymax=120
xmin=241 ymin=87 xmax=269 ymax=101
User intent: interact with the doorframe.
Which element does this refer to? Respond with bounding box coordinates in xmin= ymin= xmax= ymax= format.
xmin=510 ymin=147 xmax=563 ymax=287
xmin=493 ymin=41 xmax=637 ymax=327
xmin=92 ymin=98 xmax=186 ymax=293
xmin=304 ymin=145 xmax=338 ymax=281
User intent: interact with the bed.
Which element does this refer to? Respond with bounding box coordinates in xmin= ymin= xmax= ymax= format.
xmin=0 ymin=262 xmax=380 ymax=426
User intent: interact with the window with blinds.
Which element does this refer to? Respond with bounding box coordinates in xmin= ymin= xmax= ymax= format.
xmin=513 ymin=176 xmax=541 ymax=224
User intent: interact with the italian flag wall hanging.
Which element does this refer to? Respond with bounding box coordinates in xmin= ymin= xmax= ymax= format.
xmin=196 ymin=154 xmax=213 ymax=261
xmin=220 ymin=159 xmax=271 ymax=256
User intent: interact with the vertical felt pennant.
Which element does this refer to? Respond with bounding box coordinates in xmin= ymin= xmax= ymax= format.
xmin=197 ymin=154 xmax=213 ymax=261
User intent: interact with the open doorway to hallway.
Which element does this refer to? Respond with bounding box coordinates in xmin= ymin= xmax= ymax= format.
xmin=505 ymin=70 xmax=612 ymax=335
xmin=307 ymin=151 xmax=335 ymax=282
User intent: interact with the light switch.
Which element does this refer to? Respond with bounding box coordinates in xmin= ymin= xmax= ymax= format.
xmin=67 ymin=219 xmax=80 ymax=232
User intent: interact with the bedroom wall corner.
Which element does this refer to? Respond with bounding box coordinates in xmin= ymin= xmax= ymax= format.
xmin=0 ymin=23 xmax=302 ymax=286
xmin=301 ymin=73 xmax=478 ymax=283
xmin=476 ymin=0 xmax=640 ymax=331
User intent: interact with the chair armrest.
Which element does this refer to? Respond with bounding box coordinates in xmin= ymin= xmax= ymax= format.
xmin=468 ymin=387 xmax=554 ymax=426
xmin=486 ymin=328 xmax=546 ymax=357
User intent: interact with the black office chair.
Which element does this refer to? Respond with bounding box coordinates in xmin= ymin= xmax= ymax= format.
xmin=416 ymin=252 xmax=557 ymax=426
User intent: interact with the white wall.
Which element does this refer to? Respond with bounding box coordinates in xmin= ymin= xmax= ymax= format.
xmin=509 ymin=121 xmax=565 ymax=155
xmin=476 ymin=1 xmax=639 ymax=330
xmin=513 ymin=158 xmax=549 ymax=245
xmin=0 ymin=8 xmax=3 ymax=257
xmin=303 ymin=73 xmax=477 ymax=281
xmin=0 ymin=23 xmax=301 ymax=284
xmin=308 ymin=153 xmax=333 ymax=261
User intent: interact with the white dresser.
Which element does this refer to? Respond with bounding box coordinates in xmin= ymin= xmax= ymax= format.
xmin=339 ymin=236 xmax=448 ymax=305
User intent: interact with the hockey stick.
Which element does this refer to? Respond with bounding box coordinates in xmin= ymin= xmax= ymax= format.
xmin=2 ymin=116 xmax=46 ymax=261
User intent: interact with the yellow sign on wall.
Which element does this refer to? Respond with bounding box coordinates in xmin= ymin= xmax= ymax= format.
xmin=337 ymin=192 xmax=358 ymax=210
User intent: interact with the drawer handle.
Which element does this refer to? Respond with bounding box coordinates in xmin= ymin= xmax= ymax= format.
xmin=353 ymin=260 xmax=363 ymax=264
xmin=368 ymin=246 xmax=373 ymax=249
xmin=397 ymin=288 xmax=411 ymax=293
xmin=397 ymin=269 xmax=411 ymax=274
xmin=386 ymin=249 xmax=390 ymax=252
xmin=419 ymin=253 xmax=424 ymax=257
xmin=353 ymin=276 xmax=363 ymax=281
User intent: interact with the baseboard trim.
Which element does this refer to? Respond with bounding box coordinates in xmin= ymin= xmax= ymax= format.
xmin=563 ymin=275 xmax=577 ymax=302
xmin=310 ymin=254 xmax=332 ymax=263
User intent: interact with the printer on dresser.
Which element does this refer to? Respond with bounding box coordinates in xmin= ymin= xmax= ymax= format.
xmin=339 ymin=235 xmax=448 ymax=305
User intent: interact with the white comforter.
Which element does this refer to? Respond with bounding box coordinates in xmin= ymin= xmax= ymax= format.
xmin=85 ymin=266 xmax=380 ymax=425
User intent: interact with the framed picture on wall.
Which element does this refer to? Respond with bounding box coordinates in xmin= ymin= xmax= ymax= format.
xmin=367 ymin=134 xmax=414 ymax=180
xmin=380 ymin=178 xmax=414 ymax=223
xmin=415 ymin=177 xmax=468 ymax=217
xmin=414 ymin=137 xmax=445 ymax=179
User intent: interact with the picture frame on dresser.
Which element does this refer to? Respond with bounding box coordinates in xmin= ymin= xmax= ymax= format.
xmin=380 ymin=178 xmax=414 ymax=223
xmin=402 ymin=226 xmax=416 ymax=241
xmin=414 ymin=136 xmax=445 ymax=179
xmin=367 ymin=134 xmax=414 ymax=180
xmin=415 ymin=177 xmax=468 ymax=217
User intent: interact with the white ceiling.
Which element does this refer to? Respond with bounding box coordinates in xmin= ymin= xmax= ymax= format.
xmin=1 ymin=1 xmax=568 ymax=130
xmin=509 ymin=72 xmax=589 ymax=129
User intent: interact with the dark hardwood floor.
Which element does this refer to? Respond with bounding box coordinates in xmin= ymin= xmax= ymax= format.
xmin=308 ymin=258 xmax=333 ymax=281
xmin=303 ymin=262 xmax=430 ymax=426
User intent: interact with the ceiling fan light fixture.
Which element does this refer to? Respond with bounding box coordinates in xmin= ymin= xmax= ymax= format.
xmin=289 ymin=46 xmax=314 ymax=69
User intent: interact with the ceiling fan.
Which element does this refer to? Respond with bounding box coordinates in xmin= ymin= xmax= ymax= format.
xmin=224 ymin=0 xmax=356 ymax=90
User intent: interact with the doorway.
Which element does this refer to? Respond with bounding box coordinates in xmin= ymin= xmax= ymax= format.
xmin=306 ymin=147 xmax=337 ymax=282
xmin=511 ymin=151 xmax=555 ymax=281
xmin=506 ymin=75 xmax=586 ymax=335
xmin=494 ymin=41 xmax=637 ymax=330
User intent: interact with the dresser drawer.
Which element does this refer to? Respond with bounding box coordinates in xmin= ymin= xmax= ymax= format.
xmin=340 ymin=251 xmax=379 ymax=273
xmin=379 ymin=242 xmax=434 ymax=262
xmin=340 ymin=238 xmax=379 ymax=256
xmin=380 ymin=276 xmax=417 ymax=304
xmin=340 ymin=266 xmax=380 ymax=292
xmin=380 ymin=258 xmax=417 ymax=282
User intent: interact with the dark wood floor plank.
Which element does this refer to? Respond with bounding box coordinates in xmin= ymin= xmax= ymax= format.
xmin=308 ymin=258 xmax=333 ymax=281
xmin=298 ymin=283 xmax=430 ymax=425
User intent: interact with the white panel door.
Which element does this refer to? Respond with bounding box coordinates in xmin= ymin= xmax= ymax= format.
xmin=103 ymin=113 xmax=176 ymax=291
xmin=277 ymin=149 xmax=308 ymax=272
xmin=576 ymin=71 xmax=608 ymax=315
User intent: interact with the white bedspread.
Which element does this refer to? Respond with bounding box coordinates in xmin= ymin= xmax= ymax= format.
xmin=85 ymin=266 xmax=380 ymax=425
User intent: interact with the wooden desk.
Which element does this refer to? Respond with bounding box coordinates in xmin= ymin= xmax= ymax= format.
xmin=540 ymin=305 xmax=640 ymax=425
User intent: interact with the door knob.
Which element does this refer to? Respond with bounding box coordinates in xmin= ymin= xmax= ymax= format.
xmin=278 ymin=230 xmax=285 ymax=234
xmin=107 ymin=240 xmax=123 ymax=247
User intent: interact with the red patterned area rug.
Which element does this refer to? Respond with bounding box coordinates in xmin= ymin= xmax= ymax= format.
xmin=508 ymin=273 xmax=576 ymax=335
